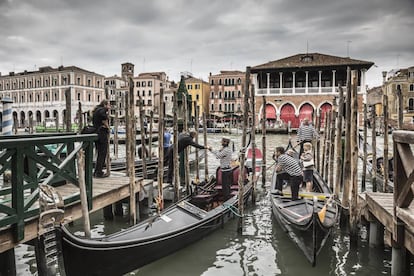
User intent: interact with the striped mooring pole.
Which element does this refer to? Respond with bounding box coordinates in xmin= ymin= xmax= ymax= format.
xmin=1 ymin=97 xmax=13 ymax=135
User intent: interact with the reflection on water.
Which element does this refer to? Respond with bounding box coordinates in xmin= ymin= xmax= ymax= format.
xmin=15 ymin=133 xmax=402 ymax=275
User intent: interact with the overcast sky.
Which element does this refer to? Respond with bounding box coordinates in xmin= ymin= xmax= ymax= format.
xmin=1 ymin=0 xmax=413 ymax=88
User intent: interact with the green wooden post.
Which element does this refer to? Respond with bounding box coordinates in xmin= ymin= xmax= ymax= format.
xmin=12 ymin=147 xmax=25 ymax=241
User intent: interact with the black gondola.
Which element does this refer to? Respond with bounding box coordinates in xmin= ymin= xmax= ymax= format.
xmin=59 ymin=166 xmax=252 ymax=276
xmin=269 ymin=143 xmax=339 ymax=266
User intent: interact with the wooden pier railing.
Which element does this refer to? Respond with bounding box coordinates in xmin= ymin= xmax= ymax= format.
xmin=392 ymin=130 xmax=414 ymax=253
xmin=0 ymin=133 xmax=96 ymax=242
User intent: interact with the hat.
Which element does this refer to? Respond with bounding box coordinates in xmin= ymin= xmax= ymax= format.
xmin=222 ymin=137 xmax=230 ymax=143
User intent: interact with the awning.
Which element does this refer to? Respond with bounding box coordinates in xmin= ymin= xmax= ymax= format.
xmin=265 ymin=104 xmax=276 ymax=119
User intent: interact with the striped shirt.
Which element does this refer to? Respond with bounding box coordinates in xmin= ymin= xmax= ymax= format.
xmin=212 ymin=146 xmax=233 ymax=169
xmin=297 ymin=124 xmax=318 ymax=142
xmin=277 ymin=154 xmax=302 ymax=176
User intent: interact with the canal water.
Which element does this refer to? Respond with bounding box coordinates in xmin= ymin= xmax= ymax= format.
xmin=15 ymin=132 xmax=411 ymax=275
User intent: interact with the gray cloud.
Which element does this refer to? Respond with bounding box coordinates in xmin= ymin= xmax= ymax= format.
xmin=0 ymin=0 xmax=413 ymax=86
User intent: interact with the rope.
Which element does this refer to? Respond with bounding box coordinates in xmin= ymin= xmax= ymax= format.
xmin=223 ymin=203 xmax=243 ymax=217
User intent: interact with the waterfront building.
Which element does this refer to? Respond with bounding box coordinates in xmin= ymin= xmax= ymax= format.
xmin=250 ymin=53 xmax=374 ymax=128
xmin=104 ymin=74 xmax=128 ymax=124
xmin=133 ymin=71 xmax=171 ymax=117
xmin=184 ymin=76 xmax=210 ymax=122
xmin=0 ymin=66 xmax=105 ymax=129
xmin=382 ymin=67 xmax=414 ymax=124
xmin=208 ymin=71 xmax=248 ymax=126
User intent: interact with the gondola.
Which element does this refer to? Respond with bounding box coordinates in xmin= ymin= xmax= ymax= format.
xmin=269 ymin=144 xmax=339 ymax=266
xmin=59 ymin=165 xmax=252 ymax=276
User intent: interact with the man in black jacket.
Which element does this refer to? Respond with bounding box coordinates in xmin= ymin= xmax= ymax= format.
xmin=92 ymin=99 xmax=111 ymax=178
xmin=166 ymin=130 xmax=209 ymax=184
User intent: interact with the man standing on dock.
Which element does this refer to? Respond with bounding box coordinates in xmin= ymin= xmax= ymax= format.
xmin=297 ymin=117 xmax=318 ymax=156
xmin=166 ymin=130 xmax=209 ymax=184
xmin=92 ymin=99 xmax=111 ymax=178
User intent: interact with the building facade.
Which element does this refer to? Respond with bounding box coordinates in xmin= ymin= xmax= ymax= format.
xmin=250 ymin=53 xmax=374 ymax=128
xmin=133 ymin=71 xmax=171 ymax=117
xmin=0 ymin=66 xmax=105 ymax=129
xmin=208 ymin=71 xmax=248 ymax=125
xmin=183 ymin=77 xmax=210 ymax=120
xmin=382 ymin=67 xmax=414 ymax=124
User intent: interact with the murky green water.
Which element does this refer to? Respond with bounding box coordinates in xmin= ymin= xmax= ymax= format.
xmin=15 ymin=132 xmax=413 ymax=275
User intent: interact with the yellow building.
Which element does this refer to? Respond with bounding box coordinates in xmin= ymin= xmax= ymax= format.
xmin=183 ymin=77 xmax=210 ymax=120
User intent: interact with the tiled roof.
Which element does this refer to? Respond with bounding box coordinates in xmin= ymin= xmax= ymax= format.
xmin=251 ymin=53 xmax=374 ymax=71
xmin=211 ymin=70 xmax=245 ymax=77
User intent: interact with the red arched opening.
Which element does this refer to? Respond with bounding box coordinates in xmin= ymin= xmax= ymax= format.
xmin=298 ymin=104 xmax=314 ymax=123
xmin=265 ymin=104 xmax=276 ymax=121
xmin=280 ymin=104 xmax=298 ymax=128
xmin=319 ymin=103 xmax=332 ymax=128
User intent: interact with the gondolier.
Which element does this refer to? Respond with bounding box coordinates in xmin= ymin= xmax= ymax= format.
xmin=297 ymin=118 xmax=318 ymax=156
xmin=209 ymin=137 xmax=233 ymax=200
xmin=273 ymin=146 xmax=302 ymax=200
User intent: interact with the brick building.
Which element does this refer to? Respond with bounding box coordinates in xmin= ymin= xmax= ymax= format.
xmin=250 ymin=53 xmax=374 ymax=129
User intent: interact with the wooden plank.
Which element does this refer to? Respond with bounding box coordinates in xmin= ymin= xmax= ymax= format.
xmin=393 ymin=130 xmax=414 ymax=144
xmin=396 ymin=206 xmax=414 ymax=234
xmin=366 ymin=192 xmax=394 ymax=232
xmin=0 ymin=175 xmax=143 ymax=253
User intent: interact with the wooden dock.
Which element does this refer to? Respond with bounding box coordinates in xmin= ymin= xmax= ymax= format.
xmin=0 ymin=174 xmax=158 ymax=253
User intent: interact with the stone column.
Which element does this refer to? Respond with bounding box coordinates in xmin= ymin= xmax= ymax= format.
xmin=279 ymin=72 xmax=283 ymax=94
xmin=318 ymin=70 xmax=322 ymax=93
xmin=292 ymin=72 xmax=296 ymax=94
xmin=305 ymin=71 xmax=309 ymax=94
xmin=267 ymin=73 xmax=270 ymax=95
xmin=332 ymin=70 xmax=336 ymax=93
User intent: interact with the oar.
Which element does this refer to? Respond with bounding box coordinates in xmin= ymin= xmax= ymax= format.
xmin=280 ymin=191 xmax=331 ymax=200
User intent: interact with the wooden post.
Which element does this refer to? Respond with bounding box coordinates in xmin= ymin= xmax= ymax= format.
xmin=362 ymin=100 xmax=368 ymax=192
xmin=329 ymin=108 xmax=336 ymax=191
xmin=202 ymin=112 xmax=208 ymax=180
xmin=0 ymin=248 xmax=16 ymax=276
xmin=349 ymin=70 xmax=359 ymax=242
xmin=173 ymin=89 xmax=180 ymax=201
xmin=128 ymin=77 xmax=137 ymax=224
xmin=321 ymin=114 xmax=328 ymax=180
xmin=371 ymin=106 xmax=377 ymax=192
xmin=194 ymin=102 xmax=200 ymax=181
xmin=315 ymin=113 xmax=321 ymax=172
xmin=342 ymin=66 xmax=352 ymax=209
xmin=334 ymin=86 xmax=344 ymax=196
xmin=183 ymin=95 xmax=190 ymax=194
xmin=396 ymin=86 xmax=403 ymax=129
xmin=238 ymin=66 xmax=250 ymax=233
xmin=383 ymin=93 xmax=389 ymax=192
xmin=323 ymin=111 xmax=331 ymax=182
xmin=65 ymin=88 xmax=72 ymax=132
xmin=138 ymin=96 xmax=148 ymax=177
xmin=156 ymin=88 xmax=164 ymax=209
xmin=29 ymin=114 xmax=34 ymax=134
xmin=113 ymin=94 xmax=119 ymax=159
xmin=77 ymin=149 xmax=91 ymax=237
xmin=77 ymin=102 xmax=83 ymax=134
xmin=260 ymin=95 xmax=266 ymax=189
xmin=149 ymin=110 xmax=154 ymax=160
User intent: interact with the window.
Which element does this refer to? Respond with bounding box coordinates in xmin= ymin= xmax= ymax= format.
xmin=77 ymin=93 xmax=81 ymax=101
xmin=142 ymin=81 xmax=146 ymax=87
xmin=409 ymin=98 xmax=414 ymax=111
xmin=196 ymin=94 xmax=199 ymax=100
xmin=88 ymin=79 xmax=91 ymax=86
xmin=410 ymin=84 xmax=414 ymax=92
xmin=148 ymin=90 xmax=152 ymax=96
xmin=219 ymin=104 xmax=222 ymax=111
xmin=195 ymin=84 xmax=200 ymax=89
xmin=88 ymin=94 xmax=92 ymax=101
xmin=142 ymin=90 xmax=145 ymax=96
xmin=137 ymin=90 xmax=140 ymax=96
xmin=211 ymin=92 xmax=214 ymax=98
xmin=148 ymin=81 xmax=152 ymax=87
xmin=211 ymin=79 xmax=214 ymax=85
xmin=211 ymin=104 xmax=214 ymax=111
xmin=136 ymin=82 xmax=140 ymax=87
xmin=54 ymin=92 xmax=58 ymax=101
xmin=77 ymin=78 xmax=81 ymax=85
xmin=219 ymin=92 xmax=222 ymax=99
xmin=147 ymin=100 xmax=152 ymax=106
